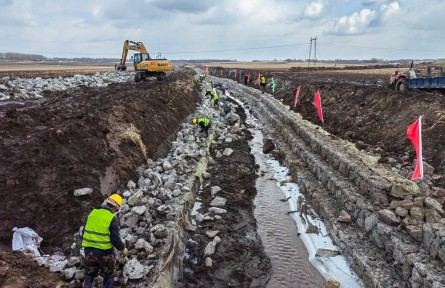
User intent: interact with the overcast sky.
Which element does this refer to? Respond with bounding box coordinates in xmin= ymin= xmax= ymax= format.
xmin=0 ymin=0 xmax=444 ymax=61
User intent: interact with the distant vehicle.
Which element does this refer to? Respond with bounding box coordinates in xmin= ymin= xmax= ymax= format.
xmin=389 ymin=61 xmax=445 ymax=91
xmin=115 ymin=40 xmax=173 ymax=82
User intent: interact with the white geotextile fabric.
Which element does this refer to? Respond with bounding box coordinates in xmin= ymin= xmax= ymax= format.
xmin=12 ymin=227 xmax=43 ymax=257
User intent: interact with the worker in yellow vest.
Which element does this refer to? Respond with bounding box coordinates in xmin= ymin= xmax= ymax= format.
xmin=260 ymin=75 xmax=266 ymax=94
xmin=82 ymin=194 xmax=127 ymax=288
xmin=205 ymin=89 xmax=219 ymax=109
xmin=192 ymin=117 xmax=211 ymax=136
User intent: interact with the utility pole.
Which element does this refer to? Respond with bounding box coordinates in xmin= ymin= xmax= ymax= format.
xmin=313 ymin=36 xmax=317 ymax=66
xmin=308 ymin=37 xmax=317 ymax=67
xmin=308 ymin=38 xmax=313 ymax=68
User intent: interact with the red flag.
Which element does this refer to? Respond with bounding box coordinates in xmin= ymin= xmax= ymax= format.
xmin=257 ymin=73 xmax=261 ymax=85
xmin=294 ymin=85 xmax=301 ymax=108
xmin=234 ymin=69 xmax=237 ymax=79
xmin=314 ymin=90 xmax=324 ymax=123
xmin=220 ymin=70 xmax=223 ymax=76
xmin=205 ymin=67 xmax=209 ymax=74
xmin=407 ymin=116 xmax=423 ymax=180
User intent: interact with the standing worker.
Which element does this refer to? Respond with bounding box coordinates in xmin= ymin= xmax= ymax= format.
xmin=192 ymin=117 xmax=211 ymax=136
xmin=82 ymin=194 xmax=127 ymax=288
xmin=260 ymin=74 xmax=266 ymax=94
xmin=205 ymin=89 xmax=219 ymax=109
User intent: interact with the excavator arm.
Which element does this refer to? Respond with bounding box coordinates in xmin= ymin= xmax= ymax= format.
xmin=116 ymin=40 xmax=150 ymax=71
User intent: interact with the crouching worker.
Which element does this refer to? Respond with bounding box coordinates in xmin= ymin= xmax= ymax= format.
xmin=205 ymin=89 xmax=219 ymax=109
xmin=82 ymin=194 xmax=127 ymax=288
xmin=192 ymin=117 xmax=211 ymax=136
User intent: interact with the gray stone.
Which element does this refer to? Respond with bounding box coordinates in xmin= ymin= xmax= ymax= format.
xmin=379 ymin=209 xmax=400 ymax=226
xmin=209 ymin=207 xmax=227 ymax=214
xmin=131 ymin=206 xmax=147 ymax=215
xmin=205 ymin=257 xmax=213 ymax=267
xmin=127 ymin=190 xmax=144 ymax=206
xmin=395 ymin=207 xmax=408 ymax=217
xmin=364 ymin=214 xmax=378 ymax=232
xmin=73 ymin=188 xmax=93 ymax=197
xmin=64 ymin=267 xmax=77 ymax=280
xmin=222 ymin=148 xmax=234 ymax=156
xmin=211 ymin=186 xmax=221 ymax=197
xmin=123 ymin=258 xmax=148 ymax=280
xmin=151 ymin=224 xmax=168 ymax=238
xmin=210 ymin=196 xmax=226 ymax=207
xmin=337 ymin=210 xmax=352 ymax=223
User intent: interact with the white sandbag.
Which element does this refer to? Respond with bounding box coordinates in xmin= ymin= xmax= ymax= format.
xmin=12 ymin=227 xmax=43 ymax=257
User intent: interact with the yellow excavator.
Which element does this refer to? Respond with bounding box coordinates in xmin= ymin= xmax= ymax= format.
xmin=115 ymin=40 xmax=173 ymax=82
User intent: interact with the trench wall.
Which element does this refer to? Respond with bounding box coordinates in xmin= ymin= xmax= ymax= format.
xmin=235 ymin=86 xmax=444 ymax=288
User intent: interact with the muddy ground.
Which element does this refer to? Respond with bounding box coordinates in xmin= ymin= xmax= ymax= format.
xmin=1 ymin=64 xmax=445 ymax=287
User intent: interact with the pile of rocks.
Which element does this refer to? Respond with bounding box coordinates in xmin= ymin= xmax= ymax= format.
xmin=0 ymin=71 xmax=134 ymax=100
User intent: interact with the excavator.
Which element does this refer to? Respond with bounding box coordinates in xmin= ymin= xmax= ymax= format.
xmin=115 ymin=40 xmax=173 ymax=82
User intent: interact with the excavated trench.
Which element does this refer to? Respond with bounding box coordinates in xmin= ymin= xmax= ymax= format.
xmin=2 ymin=67 xmax=445 ymax=287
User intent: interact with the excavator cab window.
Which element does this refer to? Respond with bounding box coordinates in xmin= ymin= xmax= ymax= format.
xmin=133 ymin=54 xmax=142 ymax=67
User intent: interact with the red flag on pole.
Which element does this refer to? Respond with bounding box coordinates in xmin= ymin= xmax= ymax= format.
xmin=294 ymin=85 xmax=301 ymax=108
xmin=314 ymin=90 xmax=324 ymax=123
xmin=406 ymin=116 xmax=423 ymax=180
xmin=257 ymin=73 xmax=261 ymax=85
xmin=234 ymin=69 xmax=237 ymax=79
xmin=205 ymin=67 xmax=209 ymax=74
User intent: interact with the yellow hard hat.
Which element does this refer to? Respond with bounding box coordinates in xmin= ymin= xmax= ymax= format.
xmin=192 ymin=118 xmax=197 ymax=124
xmin=107 ymin=194 xmax=123 ymax=208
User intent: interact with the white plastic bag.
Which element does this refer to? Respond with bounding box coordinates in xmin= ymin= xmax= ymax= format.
xmin=12 ymin=227 xmax=43 ymax=257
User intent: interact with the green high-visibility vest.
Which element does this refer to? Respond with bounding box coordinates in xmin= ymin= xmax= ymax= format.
xmin=211 ymin=92 xmax=219 ymax=100
xmin=81 ymin=208 xmax=114 ymax=250
xmin=198 ymin=118 xmax=210 ymax=127
xmin=261 ymin=76 xmax=266 ymax=84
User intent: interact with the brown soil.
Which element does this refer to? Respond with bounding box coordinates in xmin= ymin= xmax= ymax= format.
xmin=0 ymin=251 xmax=65 ymax=287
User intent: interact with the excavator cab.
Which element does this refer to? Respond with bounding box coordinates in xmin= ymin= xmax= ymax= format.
xmin=133 ymin=53 xmax=150 ymax=69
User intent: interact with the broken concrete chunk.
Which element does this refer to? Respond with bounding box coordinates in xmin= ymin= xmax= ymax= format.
xmin=211 ymin=186 xmax=222 ymax=197
xmin=209 ymin=207 xmax=227 ymax=214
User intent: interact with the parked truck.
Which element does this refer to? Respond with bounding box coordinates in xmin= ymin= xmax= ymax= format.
xmin=389 ymin=62 xmax=445 ymax=92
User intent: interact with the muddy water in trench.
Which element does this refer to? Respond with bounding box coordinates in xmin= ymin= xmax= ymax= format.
xmin=252 ymin=133 xmax=326 ymax=288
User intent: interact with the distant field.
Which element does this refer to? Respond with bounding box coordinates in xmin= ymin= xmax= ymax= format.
xmin=0 ymin=61 xmax=117 ymax=78
xmin=200 ymin=61 xmax=403 ymax=76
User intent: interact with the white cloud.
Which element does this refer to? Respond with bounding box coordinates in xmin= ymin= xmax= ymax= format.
xmin=377 ymin=1 xmax=400 ymax=22
xmin=303 ymin=1 xmax=325 ymax=19
xmin=324 ymin=9 xmax=376 ymax=35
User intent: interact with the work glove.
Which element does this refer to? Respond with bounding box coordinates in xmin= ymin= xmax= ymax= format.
xmin=122 ymin=247 xmax=128 ymax=256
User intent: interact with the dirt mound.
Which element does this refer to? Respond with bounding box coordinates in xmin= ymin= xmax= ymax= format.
xmin=0 ymin=251 xmax=64 ymax=287
xmin=0 ymin=69 xmax=200 ymax=250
